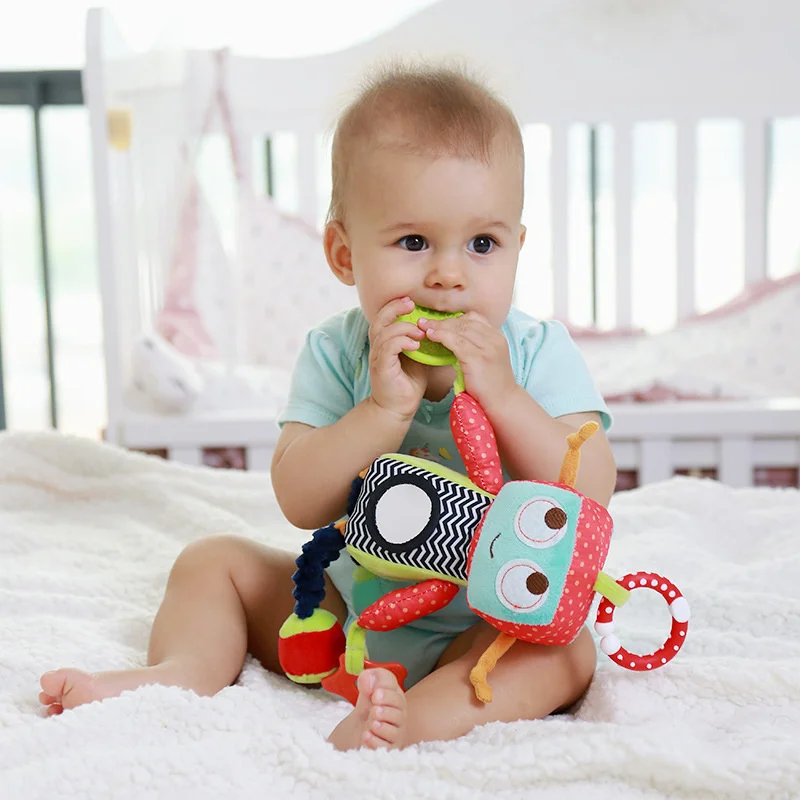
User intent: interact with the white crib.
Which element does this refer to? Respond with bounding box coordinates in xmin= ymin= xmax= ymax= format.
xmin=83 ymin=0 xmax=800 ymax=487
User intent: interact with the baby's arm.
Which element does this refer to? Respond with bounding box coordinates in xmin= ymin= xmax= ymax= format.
xmin=421 ymin=313 xmax=616 ymax=507
xmin=272 ymin=297 xmax=428 ymax=530
xmin=491 ymin=398 xmax=616 ymax=506
xmin=271 ymin=402 xmax=412 ymax=530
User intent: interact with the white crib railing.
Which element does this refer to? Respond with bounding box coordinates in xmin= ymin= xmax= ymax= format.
xmin=609 ymin=398 xmax=800 ymax=488
xmin=84 ymin=1 xmax=800 ymax=488
xmin=117 ymin=398 xmax=800 ymax=492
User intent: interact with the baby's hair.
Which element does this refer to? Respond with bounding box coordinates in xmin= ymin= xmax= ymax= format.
xmin=327 ymin=61 xmax=523 ymax=223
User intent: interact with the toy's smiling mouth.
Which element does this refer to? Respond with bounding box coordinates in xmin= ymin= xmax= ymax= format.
xmin=489 ymin=532 xmax=501 ymax=559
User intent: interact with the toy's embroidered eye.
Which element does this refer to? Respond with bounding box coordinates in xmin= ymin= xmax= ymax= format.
xmin=515 ymin=498 xmax=569 ymax=549
xmin=496 ymin=559 xmax=550 ymax=612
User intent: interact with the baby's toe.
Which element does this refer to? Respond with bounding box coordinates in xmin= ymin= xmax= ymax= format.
xmin=362 ymin=729 xmax=387 ymax=749
xmin=39 ymin=670 xmax=66 ymax=699
xmin=367 ymin=668 xmax=400 ymax=693
xmin=370 ymin=703 xmax=404 ymax=729
xmin=370 ymin=669 xmax=403 ymax=701
xmin=372 ymin=685 xmax=405 ymax=711
xmin=367 ymin=720 xmax=400 ymax=745
xmin=38 ymin=691 xmax=56 ymax=706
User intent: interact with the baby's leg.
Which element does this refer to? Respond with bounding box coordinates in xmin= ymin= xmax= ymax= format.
xmin=328 ymin=622 xmax=595 ymax=750
xmin=40 ymin=534 xmax=346 ymax=714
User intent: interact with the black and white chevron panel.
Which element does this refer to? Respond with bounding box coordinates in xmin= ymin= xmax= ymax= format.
xmin=346 ymin=456 xmax=492 ymax=581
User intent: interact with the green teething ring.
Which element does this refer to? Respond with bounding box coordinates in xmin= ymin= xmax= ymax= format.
xmin=397 ymin=305 xmax=463 ymax=366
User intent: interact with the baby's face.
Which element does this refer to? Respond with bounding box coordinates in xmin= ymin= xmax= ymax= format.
xmin=331 ymin=145 xmax=525 ymax=328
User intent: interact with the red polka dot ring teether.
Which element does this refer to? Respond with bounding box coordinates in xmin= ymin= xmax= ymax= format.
xmin=279 ymin=328 xmax=690 ymax=705
xmin=595 ymin=571 xmax=690 ymax=670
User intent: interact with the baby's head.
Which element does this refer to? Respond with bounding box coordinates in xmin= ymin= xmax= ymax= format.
xmin=323 ymin=63 xmax=525 ymax=328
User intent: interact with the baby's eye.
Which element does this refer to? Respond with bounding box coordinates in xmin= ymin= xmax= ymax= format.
xmin=468 ymin=235 xmax=496 ymax=255
xmin=397 ymin=234 xmax=428 ymax=252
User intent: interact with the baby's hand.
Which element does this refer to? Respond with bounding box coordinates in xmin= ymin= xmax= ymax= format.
xmin=419 ymin=312 xmax=517 ymax=416
xmin=368 ymin=297 xmax=428 ymax=421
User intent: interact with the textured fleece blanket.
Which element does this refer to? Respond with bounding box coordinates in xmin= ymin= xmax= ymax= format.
xmin=0 ymin=432 xmax=798 ymax=800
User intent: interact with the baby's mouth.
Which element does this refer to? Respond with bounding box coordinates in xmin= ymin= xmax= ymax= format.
xmin=415 ymin=304 xmax=464 ymax=316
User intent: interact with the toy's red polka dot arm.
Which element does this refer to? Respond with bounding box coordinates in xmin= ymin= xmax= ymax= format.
xmin=450 ymin=392 xmax=502 ymax=494
xmin=357 ymin=580 xmax=460 ymax=632
xmin=595 ymin=571 xmax=690 ymax=671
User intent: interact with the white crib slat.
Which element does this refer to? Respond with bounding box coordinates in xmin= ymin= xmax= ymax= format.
xmin=719 ymin=438 xmax=754 ymax=487
xmin=676 ymin=121 xmax=697 ymax=320
xmin=296 ymin=130 xmax=319 ymax=226
xmin=550 ymin=122 xmax=569 ymax=320
xmin=169 ymin=447 xmax=203 ymax=467
xmin=247 ymin=446 xmax=273 ymax=472
xmin=753 ymin=438 xmax=800 ymax=467
xmin=744 ymin=119 xmax=769 ymax=285
xmin=639 ymin=439 xmax=673 ymax=484
xmin=613 ymin=123 xmax=633 ymax=329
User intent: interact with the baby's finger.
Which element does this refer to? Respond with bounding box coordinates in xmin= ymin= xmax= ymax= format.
xmin=371 ymin=320 xmax=424 ymax=350
xmin=424 ymin=317 xmax=487 ymax=356
xmin=378 ymin=335 xmax=421 ymax=362
xmin=372 ymin=297 xmax=416 ymax=332
xmin=371 ymin=336 xmax=420 ymax=377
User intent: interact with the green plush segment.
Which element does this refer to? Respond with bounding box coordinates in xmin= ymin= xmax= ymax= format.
xmin=388 ymin=453 xmax=493 ymax=498
xmin=397 ymin=305 xmax=463 ymax=365
xmin=278 ymin=609 xmax=337 ymax=637
xmin=352 ymin=566 xmax=376 ymax=583
xmin=454 ymin=363 xmax=466 ymax=394
xmin=347 ymin=546 xmax=468 ymax=587
xmin=594 ymin=571 xmax=631 ymax=606
xmin=345 ymin=623 xmax=367 ymax=674
xmin=289 ymin=669 xmax=337 ymax=684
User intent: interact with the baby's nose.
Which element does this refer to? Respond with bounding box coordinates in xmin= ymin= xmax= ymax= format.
xmin=426 ymin=254 xmax=466 ymax=289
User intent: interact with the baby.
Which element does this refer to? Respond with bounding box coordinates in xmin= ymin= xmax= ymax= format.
xmin=39 ymin=64 xmax=616 ymax=750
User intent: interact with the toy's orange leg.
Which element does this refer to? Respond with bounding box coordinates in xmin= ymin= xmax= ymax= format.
xmin=469 ymin=631 xmax=517 ymax=703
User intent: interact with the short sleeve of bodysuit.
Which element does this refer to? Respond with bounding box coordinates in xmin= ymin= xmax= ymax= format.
xmin=276 ymin=308 xmax=366 ymax=429
xmin=505 ymin=310 xmax=612 ymax=431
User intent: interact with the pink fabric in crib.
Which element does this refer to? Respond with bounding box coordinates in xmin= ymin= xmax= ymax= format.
xmin=155 ymin=48 xmax=354 ymax=372
xmin=157 ymin=180 xmax=220 ymax=358
xmin=570 ymin=272 xmax=800 ymax=403
xmin=156 ymin=49 xmax=244 ymax=360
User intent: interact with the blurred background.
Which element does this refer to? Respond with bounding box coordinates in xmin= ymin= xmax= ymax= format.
xmin=1 ymin=0 xmax=798 ymax=440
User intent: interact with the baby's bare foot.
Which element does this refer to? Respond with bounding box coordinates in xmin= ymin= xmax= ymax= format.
xmin=39 ymin=668 xmax=118 ymax=715
xmin=328 ymin=668 xmax=409 ymax=751
xmin=39 ymin=664 xmax=181 ymax=715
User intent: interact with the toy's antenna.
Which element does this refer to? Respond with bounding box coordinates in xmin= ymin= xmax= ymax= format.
xmin=558 ymin=421 xmax=599 ymax=488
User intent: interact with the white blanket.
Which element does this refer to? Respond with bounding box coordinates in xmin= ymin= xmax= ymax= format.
xmin=0 ymin=432 xmax=798 ymax=799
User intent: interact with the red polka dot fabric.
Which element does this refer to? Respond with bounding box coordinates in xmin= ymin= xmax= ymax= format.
xmin=356 ymin=580 xmax=460 ymax=632
xmin=450 ymin=392 xmax=503 ymax=495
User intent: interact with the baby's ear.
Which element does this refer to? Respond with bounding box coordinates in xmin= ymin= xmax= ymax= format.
xmin=324 ymin=221 xmax=355 ymax=286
